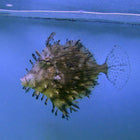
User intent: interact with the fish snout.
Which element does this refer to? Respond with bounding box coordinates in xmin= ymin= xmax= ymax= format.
xmin=20 ymin=73 xmax=34 ymax=86
xmin=20 ymin=76 xmax=27 ymax=85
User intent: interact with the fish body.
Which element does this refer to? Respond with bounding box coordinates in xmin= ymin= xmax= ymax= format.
xmin=21 ymin=32 xmax=130 ymax=119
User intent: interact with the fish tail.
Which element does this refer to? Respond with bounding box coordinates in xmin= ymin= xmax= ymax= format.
xmin=105 ymin=45 xmax=130 ymax=88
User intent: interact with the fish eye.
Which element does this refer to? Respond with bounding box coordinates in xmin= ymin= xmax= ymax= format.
xmin=46 ymin=60 xmax=51 ymax=65
xmin=46 ymin=60 xmax=50 ymax=62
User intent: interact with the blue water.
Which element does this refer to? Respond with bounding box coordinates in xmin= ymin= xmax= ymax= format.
xmin=0 ymin=16 xmax=140 ymax=140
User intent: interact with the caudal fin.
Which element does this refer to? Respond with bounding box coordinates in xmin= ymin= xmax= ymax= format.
xmin=105 ymin=46 xmax=130 ymax=89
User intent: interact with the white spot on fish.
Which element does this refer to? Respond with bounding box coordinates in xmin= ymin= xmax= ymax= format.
xmin=53 ymin=75 xmax=61 ymax=80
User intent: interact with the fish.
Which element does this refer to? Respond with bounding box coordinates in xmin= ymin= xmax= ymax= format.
xmin=20 ymin=32 xmax=130 ymax=120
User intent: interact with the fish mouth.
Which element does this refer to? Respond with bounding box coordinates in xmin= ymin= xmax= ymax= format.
xmin=20 ymin=73 xmax=35 ymax=87
xmin=20 ymin=76 xmax=27 ymax=85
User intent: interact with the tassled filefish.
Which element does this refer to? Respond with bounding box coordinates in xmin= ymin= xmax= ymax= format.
xmin=20 ymin=32 xmax=130 ymax=120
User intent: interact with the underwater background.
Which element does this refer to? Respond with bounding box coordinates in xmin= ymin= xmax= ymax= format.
xmin=0 ymin=0 xmax=140 ymax=140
